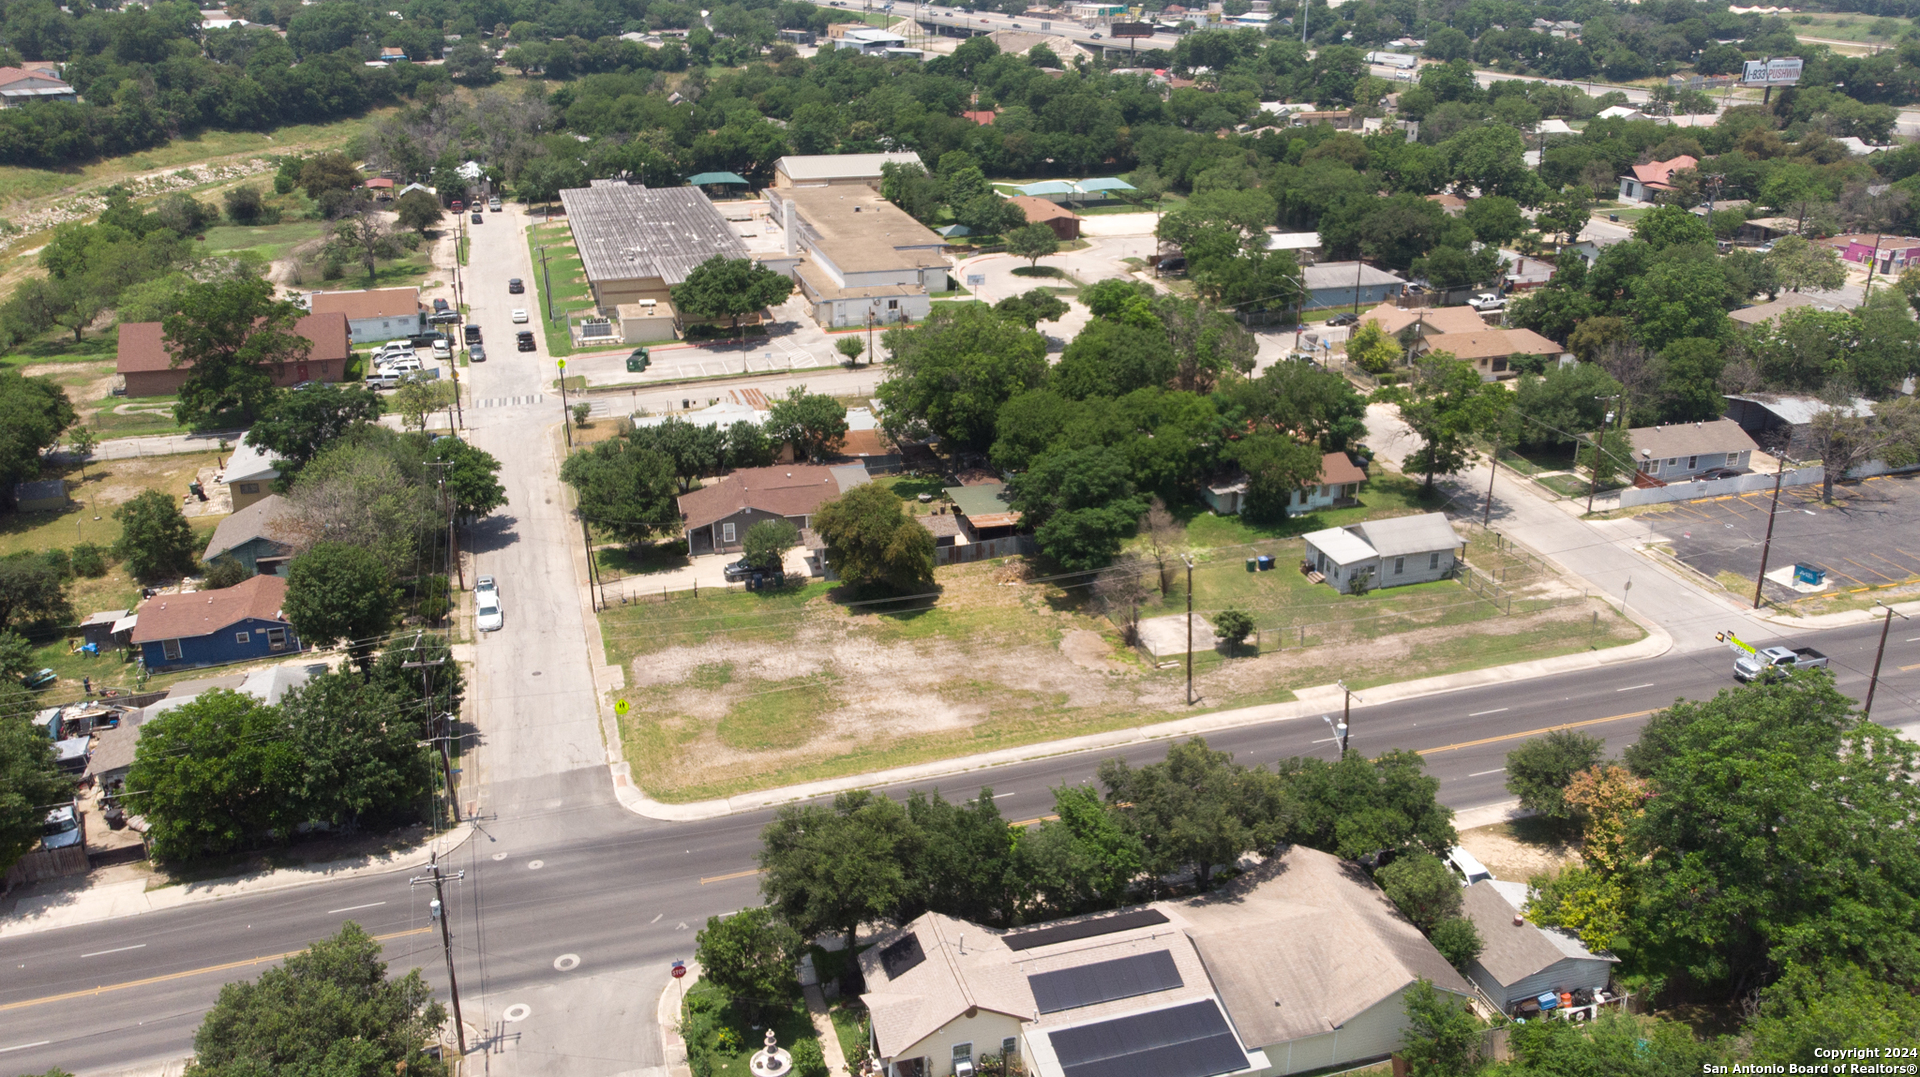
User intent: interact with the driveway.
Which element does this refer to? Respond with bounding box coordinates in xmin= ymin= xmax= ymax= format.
xmin=599 ymin=544 xmax=816 ymax=603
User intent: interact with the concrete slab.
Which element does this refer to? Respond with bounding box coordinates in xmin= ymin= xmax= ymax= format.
xmin=1137 ymin=613 xmax=1217 ymax=658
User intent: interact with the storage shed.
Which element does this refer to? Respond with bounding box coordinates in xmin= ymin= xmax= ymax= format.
xmin=1460 ymin=880 xmax=1618 ymax=1014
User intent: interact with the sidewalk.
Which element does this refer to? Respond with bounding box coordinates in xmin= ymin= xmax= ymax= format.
xmin=0 ymin=824 xmax=474 ymax=940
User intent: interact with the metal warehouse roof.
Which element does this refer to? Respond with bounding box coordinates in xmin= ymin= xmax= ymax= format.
xmin=558 ymin=182 xmax=749 ymax=288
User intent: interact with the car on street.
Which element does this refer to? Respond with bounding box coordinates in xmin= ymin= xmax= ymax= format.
xmin=476 ymin=576 xmax=502 ymax=631
xmin=517 ymin=330 xmax=536 ymax=351
xmin=488 ymin=197 xmax=502 ymax=211
xmin=1090 ymin=30 xmax=1102 ymax=37
xmin=465 ymin=324 xmax=482 ymax=344
xmin=1324 ymin=312 xmax=1359 ymax=327
xmin=508 ymin=278 xmax=525 ymax=293
xmin=511 ymin=308 xmax=528 ymax=323
xmin=470 ymin=343 xmax=486 ymax=362
xmin=470 ymin=211 xmax=483 ymax=224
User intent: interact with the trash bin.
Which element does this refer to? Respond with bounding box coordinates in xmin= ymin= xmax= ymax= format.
xmin=1247 ymin=558 xmax=1258 ymax=572
xmin=1793 ymin=563 xmax=1827 ymax=586
xmin=1608 ymin=213 xmax=1619 ymax=222
xmin=625 ymin=347 xmax=650 ymax=373
xmin=1257 ymin=555 xmax=1275 ymax=571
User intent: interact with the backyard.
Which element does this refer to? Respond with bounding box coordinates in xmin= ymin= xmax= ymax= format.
xmin=602 ymin=467 xmax=1641 ymax=801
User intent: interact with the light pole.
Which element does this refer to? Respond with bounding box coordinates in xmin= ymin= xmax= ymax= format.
xmin=1182 ymin=553 xmax=1196 ymax=705
xmin=409 ymin=853 xmax=468 ymax=1057
xmin=1753 ymin=461 xmax=1787 ymax=609
xmin=1863 ymin=600 xmax=1908 ymax=720
xmin=557 ymin=358 xmax=573 ymax=448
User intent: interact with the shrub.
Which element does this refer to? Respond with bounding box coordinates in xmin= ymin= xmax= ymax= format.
xmin=790 ymin=1038 xmax=827 ymax=1077
xmin=1213 ymin=607 xmax=1254 ymax=647
xmin=70 ymin=543 xmax=109 ymax=578
xmin=203 ymin=557 xmax=251 ymax=590
xmin=416 ymin=575 xmax=450 ymax=623
xmin=1429 ymin=915 xmax=1483 ymax=971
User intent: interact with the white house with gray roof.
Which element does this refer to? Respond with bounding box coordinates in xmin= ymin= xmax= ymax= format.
xmin=1303 ymin=513 xmax=1461 ymax=593
xmin=1628 ymin=419 xmax=1759 ymax=481
xmin=1459 ymin=880 xmax=1618 ymax=1015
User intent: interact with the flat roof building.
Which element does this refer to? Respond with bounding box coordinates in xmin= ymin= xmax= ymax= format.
xmin=559 ymin=181 xmax=750 ymax=314
xmin=772 ymin=152 xmax=927 ymax=190
xmin=769 ymin=185 xmax=950 ymax=328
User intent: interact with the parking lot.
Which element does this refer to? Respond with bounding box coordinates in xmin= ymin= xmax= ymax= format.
xmin=1659 ymin=473 xmax=1920 ymax=601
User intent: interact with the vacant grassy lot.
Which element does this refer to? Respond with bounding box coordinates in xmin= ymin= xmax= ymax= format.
xmin=200 ymin=219 xmax=327 ymax=263
xmin=604 ymin=467 xmax=1640 ymax=800
xmin=527 ymin=222 xmax=595 ymax=357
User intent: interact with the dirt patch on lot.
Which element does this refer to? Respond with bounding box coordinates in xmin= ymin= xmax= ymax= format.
xmin=1458 ymin=818 xmax=1584 ymax=885
xmin=1060 ymin=629 xmax=1123 ymax=671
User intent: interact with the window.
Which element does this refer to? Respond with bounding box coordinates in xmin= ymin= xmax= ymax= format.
xmin=888 ymin=299 xmax=899 ymax=310
xmin=1492 ymin=357 xmax=1509 ymax=373
xmin=1394 ymin=556 xmax=1405 ymax=575
xmin=951 ymin=1043 xmax=972 ymax=1067
xmin=162 ymin=639 xmax=182 ymax=661
xmin=266 ymin=627 xmax=288 ymax=650
xmin=1666 ymin=458 xmax=1678 ymax=467
xmin=1429 ymin=551 xmax=1440 ymax=570
xmin=1686 ymin=455 xmax=1698 ymax=470
xmin=722 ymin=522 xmax=736 ymax=543
xmin=238 ymin=483 xmax=259 ymax=494
xmin=234 ymin=631 xmax=250 ymax=644
xmin=1002 ymin=1038 xmax=1019 ymax=1059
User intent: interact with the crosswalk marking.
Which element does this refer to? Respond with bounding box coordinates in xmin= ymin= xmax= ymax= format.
xmin=474 ymin=394 xmax=547 ymax=408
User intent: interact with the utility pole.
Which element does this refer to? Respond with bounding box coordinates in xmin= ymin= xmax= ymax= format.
xmin=1182 ymin=553 xmax=1196 ymax=706
xmin=1334 ymin=681 xmax=1360 ymax=754
xmin=1483 ymin=432 xmax=1500 ymax=528
xmin=536 ymin=245 xmax=556 ymax=323
xmin=1863 ymin=600 xmax=1908 ymax=720
xmin=1752 ymin=462 xmax=1786 ymax=609
xmin=428 ymin=465 xmax=465 ymax=591
xmin=580 ymin=510 xmax=601 ymax=612
xmin=403 ymin=648 xmax=459 ymax=824
xmin=557 ymin=359 xmax=573 ymax=448
xmin=410 ymin=854 xmax=467 ymax=1058
xmin=1584 ymin=396 xmax=1620 ymax=514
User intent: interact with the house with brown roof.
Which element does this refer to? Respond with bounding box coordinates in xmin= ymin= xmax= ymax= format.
xmin=129 ymin=575 xmax=300 ymax=671
xmin=1007 ymin=195 xmax=1082 ymax=241
xmin=1628 ymin=419 xmax=1759 ymax=482
xmin=677 ymin=465 xmax=870 ymax=555
xmin=116 ymin=313 xmax=351 ymax=397
xmin=1204 ymin=451 xmax=1367 ymax=517
xmin=857 ymin=846 xmax=1476 ymax=1077
xmin=1617 ymin=154 xmax=1696 ymax=204
xmin=308 ymin=287 xmax=426 ymax=344
xmin=0 ymin=65 xmax=76 ymax=106
xmin=1357 ymin=302 xmax=1489 ymax=339
xmin=962 ymin=110 xmax=997 ymax=125
xmin=1414 ymin=327 xmax=1569 ymax=380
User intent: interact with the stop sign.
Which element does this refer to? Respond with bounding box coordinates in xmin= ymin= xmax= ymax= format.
xmin=671 ymin=961 xmax=686 ymax=979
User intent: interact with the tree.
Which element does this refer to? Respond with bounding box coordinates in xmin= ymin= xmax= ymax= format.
xmin=1536 ymin=185 xmax=1593 ymax=244
xmin=0 ymin=704 xmax=67 ymax=876
xmin=1017 ymin=784 xmax=1145 ymax=918
xmin=1051 ymin=319 xmax=1177 ymax=399
xmin=282 ymin=669 xmax=432 ymax=830
xmin=1805 ymin=396 xmax=1920 ymax=503
xmin=560 ymin=439 xmax=681 ymax=545
xmin=1010 ymin=446 xmax=1147 ymax=571
xmin=203 ymin=557 xmax=250 ymax=589
xmin=811 ymin=483 xmax=935 ymax=594
xmin=835 ymin=336 xmax=866 ymax=365
xmin=1399 ymin=979 xmax=1481 ymax=1077
xmin=390 ymin=378 xmax=455 ymax=432
xmin=429 ymin=436 xmax=507 ymax=519
xmin=693 ymin=906 xmax=802 ymax=1019
xmin=758 ymin=789 xmax=916 ymax=954
xmin=1344 ymin=320 xmax=1402 ymax=375
xmin=166 ymin=276 xmax=310 ymax=427
xmin=190 ymin=923 xmax=447 ymax=1077
xmin=1213 ymin=607 xmax=1254 ymax=648
xmin=1004 ymin=222 xmax=1061 ymax=268
xmin=1274 ymin=748 xmax=1457 ymax=860
xmin=628 ymin=418 xmax=724 ymax=494
xmin=1504 ymin=729 xmax=1606 ymax=826
xmin=1766 ymin=234 xmax=1848 ymax=293
xmin=1428 ymin=916 xmax=1483 ymax=971
xmin=1232 ymin=431 xmax=1324 ymax=522
xmin=126 ymin=689 xmax=303 ymax=861
xmin=112 ymin=489 xmax=198 ymax=582
xmin=1577 ymin=427 xmax=1635 ymax=493
xmin=765 ymin=387 xmax=848 ymax=460
xmin=1376 ymin=850 xmax=1464 ymax=933
xmin=444 ymin=39 xmax=496 ymax=84
xmin=993 ymin=289 xmax=1070 ymax=328
xmin=725 ymin=421 xmax=775 ymax=470
xmin=876 ymin=304 xmax=1048 ymax=450
xmin=1511 ymin=362 xmax=1624 ymax=450
xmin=1092 ymin=555 xmax=1150 ymax=642
xmin=246 ymin=383 xmax=381 ymax=478
xmin=1463 ymin=195 xmax=1526 ymax=247
xmin=669 ymin=256 xmax=794 ymax=338
xmin=223 ymin=185 xmax=268 ymax=225
xmin=1747 ymin=964 xmax=1920 ymax=1065
xmin=326 ymin=213 xmax=408 ymax=286
xmin=281 ymin=429 xmax=444 ymax=567
xmin=1384 ymin=354 xmax=1507 ymax=490
xmin=0 ymin=374 xmax=74 ymax=506
xmin=1632 ymin=203 xmax=1715 ymax=252
xmin=900 ymin=788 xmax=1019 ymax=926
xmin=393 ymin=189 xmax=443 ymax=234
xmin=283 ymin=543 xmax=398 ymax=673
xmin=742 ymin=519 xmax=798 ymax=572
xmin=296 ymin=153 xmax=362 ymax=201
xmin=1097 ymin=738 xmax=1282 ymax=893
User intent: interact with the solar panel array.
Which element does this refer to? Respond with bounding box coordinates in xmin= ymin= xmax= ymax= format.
xmin=1029 ymin=950 xmax=1184 ymax=1014
xmin=879 ymin=933 xmax=925 ymax=979
xmin=1048 ymin=1000 xmax=1248 ymax=1077
xmin=1003 ymin=908 xmax=1170 ymax=952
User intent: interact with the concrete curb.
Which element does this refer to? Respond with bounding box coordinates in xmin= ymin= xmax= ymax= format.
xmin=0 ymin=824 xmax=476 ymax=940
xmin=657 ymin=960 xmax=700 ymax=1077
xmin=607 ymin=617 xmax=1672 ymax=823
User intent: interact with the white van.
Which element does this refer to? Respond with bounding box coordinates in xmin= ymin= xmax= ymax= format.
xmin=1447 ymin=846 xmax=1493 ymax=887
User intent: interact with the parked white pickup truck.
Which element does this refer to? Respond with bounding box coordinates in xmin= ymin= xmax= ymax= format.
xmin=1467 ymin=292 xmax=1506 ymax=312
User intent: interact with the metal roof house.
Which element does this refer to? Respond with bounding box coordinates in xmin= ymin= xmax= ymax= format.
xmin=559 ymin=181 xmax=750 ymax=315
xmin=1302 ymin=262 xmax=1407 ymax=310
xmin=1460 ymin=880 xmax=1618 ymax=1015
xmin=1303 ymin=512 xmax=1461 ymax=593
xmin=1723 ymin=393 xmax=1874 ymax=459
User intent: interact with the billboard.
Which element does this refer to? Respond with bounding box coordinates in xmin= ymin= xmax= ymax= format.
xmin=1109 ymin=21 xmax=1153 ymax=36
xmin=1742 ymin=57 xmax=1803 ymax=85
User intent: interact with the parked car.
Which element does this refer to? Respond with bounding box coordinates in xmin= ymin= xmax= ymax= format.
xmin=516 ymin=330 xmax=536 ymax=351
xmin=1324 ymin=312 xmax=1359 ymax=327
xmin=476 ymin=576 xmax=502 ymax=631
xmin=465 ymin=324 xmax=482 ymax=344
xmin=511 ymin=308 xmax=529 ymax=323
xmin=1695 ymin=467 xmax=1742 ymax=481
xmin=41 ymin=805 xmax=82 ymax=850
xmin=430 ymin=308 xmax=461 ymax=325
xmin=724 ymin=557 xmax=782 ymax=582
xmin=508 ymin=278 xmax=525 ymax=294
xmin=365 ymin=371 xmax=404 ymax=390
xmin=22 ymin=667 xmax=54 ymax=689
xmin=470 ymin=343 xmax=486 ymax=362
xmin=1468 ymin=292 xmax=1506 ymax=312
xmin=377 ymin=340 xmax=414 ymax=360
xmin=488 ymin=197 xmax=502 ymax=212
xmin=379 ymin=356 xmax=425 ymax=375
xmin=432 ymin=297 xmax=451 ymax=313
xmin=470 ymin=211 xmax=483 ymax=224
xmin=432 ymin=338 xmax=452 ymax=358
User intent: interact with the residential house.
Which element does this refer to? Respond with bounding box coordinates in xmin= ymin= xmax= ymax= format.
xmin=559 ymin=181 xmax=750 ymax=318
xmin=1302 ymin=262 xmax=1407 ymax=310
xmin=943 ymin=482 xmax=1021 ymax=541
xmin=117 ymin=314 xmax=351 ymax=397
xmin=0 ymin=65 xmax=77 ymax=106
xmin=961 ymin=110 xmax=997 ymax=125
xmin=1629 ymin=420 xmax=1760 ymax=482
xmin=1727 ymin=292 xmax=1844 ymax=329
xmin=1818 ymin=233 xmax=1920 ymax=275
xmin=221 ymin=438 xmax=281 ymax=513
xmin=1597 ymin=105 xmax=1651 ymax=122
xmin=1303 ymin=512 xmax=1460 ymax=593
xmin=1007 ymin=196 xmax=1082 ymax=241
xmin=1535 ymin=118 xmax=1574 ymax=137
xmin=837 ymin=408 xmax=902 ymax=473
xmin=1358 ymin=302 xmax=1489 ymax=339
xmin=1617 ymin=154 xmax=1695 ymax=203
xmin=771 ymin=152 xmax=927 ymax=190
xmin=769 ymin=185 xmax=950 ymax=328
xmin=1739 ymin=217 xmax=1802 ymax=245
xmin=1460 ymin=880 xmax=1619 ymax=1015
xmin=1204 ymin=452 xmax=1366 ymax=516
xmin=1725 ymin=393 xmax=1879 ymax=461
xmin=12 ymin=479 xmax=67 ymax=512
xmin=833 ymin=27 xmax=909 ymax=52
xmin=87 ymin=662 xmax=321 ymax=788
xmin=129 ymin=575 xmax=301 ymax=671
xmin=308 ymin=288 xmax=426 ymax=345
xmin=677 ymin=464 xmax=869 ymax=556
xmin=378 ymin=46 xmax=407 ymax=61
xmin=202 ymin=493 xmax=297 ymax=576
xmin=858 ymin=846 xmax=1477 ymax=1077
xmin=1414 ymin=328 xmax=1568 ymax=380
xmin=1263 ymin=231 xmax=1322 ymax=258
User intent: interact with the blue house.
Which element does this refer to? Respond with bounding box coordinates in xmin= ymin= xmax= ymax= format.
xmin=202 ymin=493 xmax=296 ymax=576
xmin=1303 ymin=261 xmax=1408 ymax=310
xmin=130 ymin=575 xmax=301 ymax=671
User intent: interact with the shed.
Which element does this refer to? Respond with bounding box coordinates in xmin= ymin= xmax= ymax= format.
xmin=77 ymin=609 xmax=132 ymax=650
xmin=944 ymin=482 xmax=1021 ymax=540
xmin=12 ymin=478 xmax=67 ymax=512
xmin=1723 ymin=393 xmax=1874 ymax=459
xmin=1461 ymin=880 xmax=1617 ymax=1013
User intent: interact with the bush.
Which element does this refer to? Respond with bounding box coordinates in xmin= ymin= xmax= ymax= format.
xmin=1213 ymin=607 xmax=1254 ymax=647
xmin=40 ymin=548 xmax=70 ymax=580
xmin=572 ymin=402 xmax=591 ymax=427
xmin=790 ymin=1038 xmax=827 ymax=1077
xmin=1429 ymin=915 xmax=1483 ymax=971
xmin=203 ymin=557 xmax=251 ymax=590
xmin=416 ymin=575 xmax=450 ymax=623
xmin=70 ymin=543 xmax=109 ymax=578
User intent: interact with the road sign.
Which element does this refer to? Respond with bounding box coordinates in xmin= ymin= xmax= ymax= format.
xmin=1110 ymin=21 xmax=1152 ymax=37
xmin=1741 ymin=57 xmax=1802 ymax=85
xmin=557 ymin=359 xmax=567 ymax=370
xmin=671 ymin=961 xmax=687 ymax=979
xmin=615 ymin=700 xmax=629 ymax=716
xmin=966 ymin=273 xmax=986 ymax=287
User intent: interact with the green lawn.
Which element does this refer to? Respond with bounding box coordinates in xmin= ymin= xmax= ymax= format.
xmin=0 ymin=335 xmax=117 ymax=372
xmin=199 ymin=220 xmax=325 ymax=263
xmin=527 ymin=223 xmax=595 ymax=358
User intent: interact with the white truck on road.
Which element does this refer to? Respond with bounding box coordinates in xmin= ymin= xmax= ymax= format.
xmin=1720 ymin=630 xmax=1829 ymax=682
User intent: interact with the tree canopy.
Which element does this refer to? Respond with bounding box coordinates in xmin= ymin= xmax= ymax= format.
xmin=166 ymin=276 xmax=311 ymax=427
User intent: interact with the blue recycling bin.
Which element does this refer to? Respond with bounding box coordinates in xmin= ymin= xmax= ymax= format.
xmin=1793 ymin=563 xmax=1826 ymax=586
xmin=1257 ymin=555 xmax=1275 ymax=571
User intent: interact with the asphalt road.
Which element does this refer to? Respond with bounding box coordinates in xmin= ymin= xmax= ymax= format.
xmin=4 ymin=614 xmax=1917 ymax=1076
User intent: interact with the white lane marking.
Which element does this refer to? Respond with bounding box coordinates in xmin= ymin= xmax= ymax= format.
xmin=1469 ymin=768 xmax=1507 ymax=777
xmin=0 ymin=1042 xmax=51 ymax=1054
xmin=650 ymin=913 xmax=664 ymax=924
xmin=80 ymin=944 xmax=147 ymax=957
xmin=1311 ymin=736 xmax=1338 ymax=744
xmin=1468 ymin=708 xmax=1508 ymax=717
xmin=327 ymin=902 xmax=387 ymax=915
xmin=1615 ymin=683 xmax=1656 ymax=692
xmin=992 ymin=792 xmax=1016 ymax=799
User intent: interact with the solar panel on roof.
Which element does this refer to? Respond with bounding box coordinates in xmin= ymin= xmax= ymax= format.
xmin=1047 ymin=1000 xmax=1247 ymax=1077
xmin=879 ymin=932 xmax=925 ymax=979
xmin=1030 ymin=950 xmax=1183 ymax=1013
xmin=1004 ymin=908 xmax=1169 ymax=951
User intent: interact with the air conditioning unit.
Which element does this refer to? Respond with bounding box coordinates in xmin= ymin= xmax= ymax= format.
xmin=639 ymin=299 xmax=657 ymax=310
